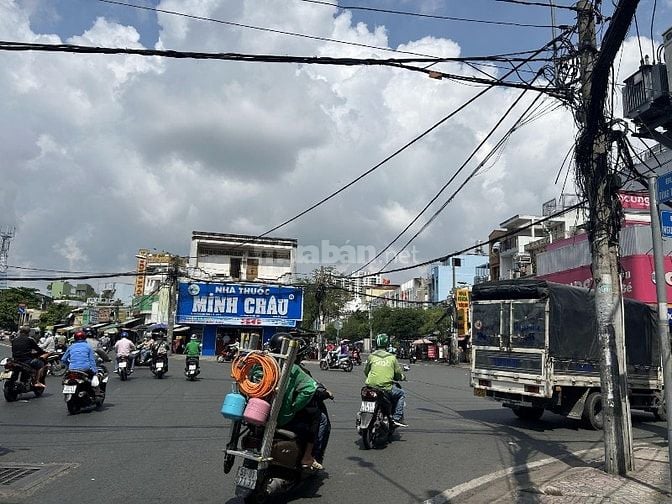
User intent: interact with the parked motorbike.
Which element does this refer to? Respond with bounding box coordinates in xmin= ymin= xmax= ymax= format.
xmin=319 ymin=353 xmax=353 ymax=372
xmin=116 ymin=352 xmax=137 ymax=381
xmin=356 ymin=368 xmax=409 ymax=449
xmin=1 ymin=354 xmax=50 ymax=402
xmin=62 ymin=363 xmax=108 ymax=414
xmin=224 ymin=394 xmax=332 ymax=503
xmin=151 ymin=353 xmax=168 ymax=379
xmin=185 ymin=356 xmax=200 ymax=381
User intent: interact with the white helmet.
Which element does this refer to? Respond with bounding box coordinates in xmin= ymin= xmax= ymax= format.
xmin=191 ymin=334 xmax=198 ymax=341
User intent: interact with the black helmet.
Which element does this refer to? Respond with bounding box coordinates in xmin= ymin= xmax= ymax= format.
xmin=268 ymin=333 xmax=307 ymax=358
xmin=83 ymin=326 xmax=95 ymax=337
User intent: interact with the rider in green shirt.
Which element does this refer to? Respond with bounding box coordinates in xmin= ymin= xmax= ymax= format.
xmin=364 ymin=333 xmax=408 ymax=427
xmin=184 ymin=335 xmax=201 ymax=356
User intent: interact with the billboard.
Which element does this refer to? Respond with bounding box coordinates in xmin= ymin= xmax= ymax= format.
xmin=176 ymin=282 xmax=303 ymax=327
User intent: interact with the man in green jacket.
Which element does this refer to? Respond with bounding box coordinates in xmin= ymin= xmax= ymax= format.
xmin=364 ymin=333 xmax=407 ymax=427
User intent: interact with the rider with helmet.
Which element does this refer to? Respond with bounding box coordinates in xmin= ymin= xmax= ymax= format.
xmin=139 ymin=333 xmax=155 ymax=364
xmin=184 ymin=334 xmax=201 ymax=358
xmin=61 ymin=330 xmax=98 ymax=376
xmin=364 ymin=333 xmax=408 ymax=428
xmin=267 ymin=333 xmax=333 ymax=471
xmin=114 ymin=331 xmax=137 ymax=373
xmin=11 ymin=326 xmax=48 ymax=388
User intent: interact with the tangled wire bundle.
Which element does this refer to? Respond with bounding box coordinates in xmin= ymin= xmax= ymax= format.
xmin=231 ymin=352 xmax=280 ymax=398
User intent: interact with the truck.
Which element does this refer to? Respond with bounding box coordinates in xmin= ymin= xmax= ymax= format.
xmin=469 ymin=278 xmax=664 ymax=429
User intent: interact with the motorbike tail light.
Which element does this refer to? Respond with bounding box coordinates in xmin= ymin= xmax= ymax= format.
xmin=66 ymin=372 xmax=81 ymax=381
xmin=361 ymin=387 xmax=377 ymax=400
xmin=525 ymin=385 xmax=540 ymax=394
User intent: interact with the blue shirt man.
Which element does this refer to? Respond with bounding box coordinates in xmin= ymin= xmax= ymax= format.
xmin=61 ymin=340 xmax=98 ymax=373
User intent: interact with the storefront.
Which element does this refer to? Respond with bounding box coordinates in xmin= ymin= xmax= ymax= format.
xmin=175 ymin=282 xmax=304 ymax=356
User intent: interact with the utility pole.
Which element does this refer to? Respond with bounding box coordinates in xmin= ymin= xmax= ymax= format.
xmin=450 ymin=258 xmax=460 ymax=365
xmin=575 ymin=0 xmax=639 ymax=474
xmin=0 ymin=226 xmax=16 ymax=290
xmin=166 ymin=255 xmax=180 ymax=354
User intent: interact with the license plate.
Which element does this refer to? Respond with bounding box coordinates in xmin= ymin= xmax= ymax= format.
xmin=235 ymin=466 xmax=257 ymax=490
xmin=474 ymin=388 xmax=486 ymax=397
xmin=189 ymin=365 xmax=196 ymax=370
xmin=156 ymin=362 xmax=164 ymax=369
xmin=119 ymin=361 xmax=127 ymax=369
xmin=360 ymin=401 xmax=376 ymax=413
xmin=63 ymin=385 xmax=77 ymax=394
xmin=0 ymin=371 xmax=11 ymax=380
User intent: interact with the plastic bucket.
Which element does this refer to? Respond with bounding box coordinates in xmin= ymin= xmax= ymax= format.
xmin=221 ymin=392 xmax=246 ymax=420
xmin=243 ymin=397 xmax=271 ymax=426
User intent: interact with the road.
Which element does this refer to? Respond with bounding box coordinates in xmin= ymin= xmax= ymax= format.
xmin=0 ymin=344 xmax=666 ymax=504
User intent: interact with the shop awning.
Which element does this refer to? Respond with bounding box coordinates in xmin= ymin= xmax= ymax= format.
xmin=57 ymin=325 xmax=77 ymax=333
xmin=173 ymin=325 xmax=190 ymax=333
xmin=121 ymin=317 xmax=144 ymax=328
xmin=91 ymin=322 xmax=109 ymax=329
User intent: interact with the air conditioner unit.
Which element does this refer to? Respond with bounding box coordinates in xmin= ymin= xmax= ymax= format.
xmin=491 ymin=242 xmax=501 ymax=253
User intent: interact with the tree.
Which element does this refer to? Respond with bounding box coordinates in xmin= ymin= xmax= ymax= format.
xmin=419 ymin=306 xmax=451 ymax=342
xmin=372 ymin=306 xmax=426 ymax=341
xmin=0 ymin=287 xmax=42 ymax=331
xmin=297 ymin=267 xmax=352 ymax=331
xmin=39 ymin=303 xmax=73 ymax=329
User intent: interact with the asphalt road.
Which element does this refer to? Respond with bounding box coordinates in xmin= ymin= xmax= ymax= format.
xmin=0 ymin=344 xmax=666 ymax=504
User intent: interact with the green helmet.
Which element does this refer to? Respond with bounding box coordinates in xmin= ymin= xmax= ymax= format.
xmin=375 ymin=333 xmax=389 ymax=349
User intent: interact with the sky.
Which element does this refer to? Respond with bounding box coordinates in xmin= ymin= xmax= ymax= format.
xmin=2 ymin=0 xmax=672 ymax=302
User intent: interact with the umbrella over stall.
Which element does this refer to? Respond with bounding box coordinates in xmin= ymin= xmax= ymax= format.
xmin=412 ymin=338 xmax=433 ymax=345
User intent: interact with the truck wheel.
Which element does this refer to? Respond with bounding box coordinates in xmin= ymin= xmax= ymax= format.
xmin=512 ymin=406 xmax=544 ymax=421
xmin=653 ymin=393 xmax=666 ymax=422
xmin=583 ymin=392 xmax=603 ymax=430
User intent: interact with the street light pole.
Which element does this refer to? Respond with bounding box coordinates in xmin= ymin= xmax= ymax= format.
xmin=166 ymin=254 xmax=180 ymax=354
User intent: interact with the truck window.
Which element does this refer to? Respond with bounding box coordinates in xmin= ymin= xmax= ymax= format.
xmin=510 ymin=302 xmax=546 ymax=349
xmin=472 ymin=302 xmax=505 ymax=347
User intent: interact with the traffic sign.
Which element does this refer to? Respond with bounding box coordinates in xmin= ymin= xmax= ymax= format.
xmin=661 ymin=210 xmax=672 ymax=237
xmin=17 ymin=304 xmax=26 ymax=315
xmin=658 ymin=172 xmax=672 ymax=203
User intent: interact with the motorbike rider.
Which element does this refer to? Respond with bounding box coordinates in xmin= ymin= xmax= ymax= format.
xmin=11 ymin=326 xmax=48 ymax=388
xmin=114 ymin=331 xmax=137 ymax=373
xmin=184 ymin=334 xmax=201 ymax=369
xmin=60 ymin=330 xmax=99 ymax=379
xmin=139 ymin=334 xmax=154 ymax=364
xmin=39 ymin=331 xmax=56 ymax=353
xmin=267 ymin=333 xmax=332 ymax=471
xmin=364 ymin=333 xmax=408 ymax=428
xmin=151 ymin=332 xmax=170 ymax=364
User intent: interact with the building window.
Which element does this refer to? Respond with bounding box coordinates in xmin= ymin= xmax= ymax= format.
xmin=230 ymin=258 xmax=241 ymax=279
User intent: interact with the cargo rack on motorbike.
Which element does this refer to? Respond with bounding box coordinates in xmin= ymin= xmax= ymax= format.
xmin=223 ymin=334 xmax=299 ymax=466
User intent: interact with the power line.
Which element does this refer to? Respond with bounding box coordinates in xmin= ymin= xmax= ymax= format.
xmin=97 ymin=0 xmax=556 ymax=62
xmin=347 ymin=199 xmax=587 ymax=278
xmin=298 ymin=0 xmax=565 ymax=29
xmin=372 ymin=83 xmax=549 ymax=274
xmin=491 ymin=0 xmax=577 ymax=9
xmin=242 ymin=31 xmax=571 ymax=249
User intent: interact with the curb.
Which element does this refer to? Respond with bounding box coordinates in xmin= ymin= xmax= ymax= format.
xmin=423 ymin=447 xmax=606 ymax=504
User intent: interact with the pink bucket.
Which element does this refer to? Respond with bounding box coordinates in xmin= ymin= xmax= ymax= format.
xmin=243 ymin=397 xmax=271 ymax=426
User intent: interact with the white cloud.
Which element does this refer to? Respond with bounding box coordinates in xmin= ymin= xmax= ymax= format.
xmin=0 ymin=0 xmax=647 ymax=289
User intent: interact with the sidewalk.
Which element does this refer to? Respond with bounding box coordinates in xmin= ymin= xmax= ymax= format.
xmin=428 ymin=443 xmax=671 ymax=503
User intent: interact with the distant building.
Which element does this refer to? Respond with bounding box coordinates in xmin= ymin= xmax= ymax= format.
xmin=429 ymin=254 xmax=487 ymax=303
xmin=47 ymin=281 xmax=96 ymax=301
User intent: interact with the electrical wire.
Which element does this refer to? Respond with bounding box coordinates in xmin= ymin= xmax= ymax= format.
xmin=347 ymin=199 xmax=587 ymax=278
xmin=298 ymin=0 xmax=564 ymax=29
xmin=373 ymin=89 xmax=549 ymax=274
xmin=491 ymin=0 xmax=577 ymax=9
xmin=241 ymin=30 xmax=572 ymax=250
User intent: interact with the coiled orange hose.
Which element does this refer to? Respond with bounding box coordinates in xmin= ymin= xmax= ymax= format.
xmin=231 ymin=352 xmax=280 ymax=398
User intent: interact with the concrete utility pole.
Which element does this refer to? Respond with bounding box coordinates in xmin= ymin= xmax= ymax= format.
xmin=166 ymin=255 xmax=180 ymax=354
xmin=575 ymin=0 xmax=639 ymax=474
xmin=450 ymin=258 xmax=460 ymax=365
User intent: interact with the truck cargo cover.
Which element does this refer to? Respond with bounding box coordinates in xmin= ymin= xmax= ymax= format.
xmin=472 ymin=279 xmax=658 ymax=365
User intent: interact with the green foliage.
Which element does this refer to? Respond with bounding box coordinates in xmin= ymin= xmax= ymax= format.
xmin=372 ymin=306 xmax=426 ymax=340
xmin=297 ymin=267 xmax=352 ymax=331
xmin=0 ymin=287 xmax=42 ymax=331
xmin=39 ymin=303 xmax=73 ymax=329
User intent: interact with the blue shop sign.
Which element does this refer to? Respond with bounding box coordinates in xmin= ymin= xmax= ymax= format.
xmin=176 ymin=282 xmax=303 ymax=327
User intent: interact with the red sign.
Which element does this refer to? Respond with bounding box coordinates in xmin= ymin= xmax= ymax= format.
xmin=538 ymin=254 xmax=672 ymax=304
xmin=618 ymin=191 xmax=650 ymax=211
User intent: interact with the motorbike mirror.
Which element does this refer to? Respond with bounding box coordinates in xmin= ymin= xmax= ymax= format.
xmin=0 ymin=358 xmax=7 ymax=365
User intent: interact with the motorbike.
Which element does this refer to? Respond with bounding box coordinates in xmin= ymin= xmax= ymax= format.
xmin=351 ymin=350 xmax=362 ymax=366
xmin=356 ymin=367 xmax=409 ymax=450
xmin=62 ymin=362 xmax=109 ymax=414
xmin=319 ymin=353 xmax=353 ymax=372
xmin=116 ymin=351 xmax=137 ymax=381
xmin=151 ymin=353 xmax=168 ymax=379
xmin=409 ymin=352 xmax=417 ymax=364
xmin=185 ymin=356 xmax=200 ymax=381
xmin=46 ymin=349 xmax=66 ymax=377
xmin=1 ymin=354 xmax=52 ymax=402
xmin=224 ymin=393 xmax=332 ymax=503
